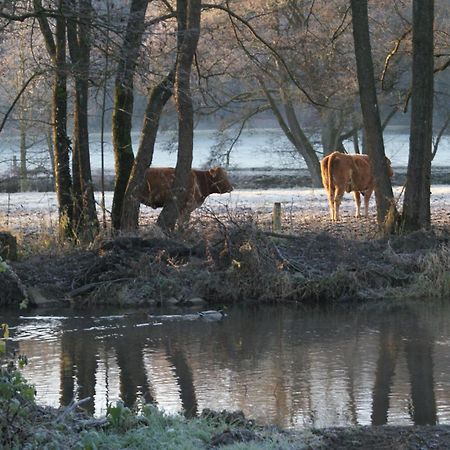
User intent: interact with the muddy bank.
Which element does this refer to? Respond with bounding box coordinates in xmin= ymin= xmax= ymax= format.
xmin=4 ymin=207 xmax=450 ymax=309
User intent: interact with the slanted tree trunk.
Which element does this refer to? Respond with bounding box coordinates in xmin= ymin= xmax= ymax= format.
xmin=402 ymin=0 xmax=434 ymax=231
xmin=157 ymin=0 xmax=201 ymax=231
xmin=259 ymin=79 xmax=322 ymax=187
xmin=350 ymin=0 xmax=397 ymax=232
xmin=121 ymin=70 xmax=175 ymax=231
xmin=111 ymin=0 xmax=149 ymax=230
xmin=67 ymin=0 xmax=99 ymax=242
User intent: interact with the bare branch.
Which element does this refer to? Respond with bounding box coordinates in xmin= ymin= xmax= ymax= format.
xmin=380 ymin=28 xmax=411 ymax=90
xmin=0 ymin=71 xmax=45 ymax=135
xmin=202 ymin=2 xmax=326 ymax=108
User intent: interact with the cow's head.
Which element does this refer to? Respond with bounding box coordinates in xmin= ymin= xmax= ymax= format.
xmin=209 ymin=167 xmax=233 ymax=193
xmin=385 ymin=157 xmax=394 ymax=178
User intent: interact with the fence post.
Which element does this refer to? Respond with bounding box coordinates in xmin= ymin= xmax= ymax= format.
xmin=272 ymin=202 xmax=281 ymax=232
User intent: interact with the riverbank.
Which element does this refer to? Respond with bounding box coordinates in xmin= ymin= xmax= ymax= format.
xmin=1 ymin=186 xmax=450 ymax=308
xmin=2 ymin=190 xmax=450 ymax=448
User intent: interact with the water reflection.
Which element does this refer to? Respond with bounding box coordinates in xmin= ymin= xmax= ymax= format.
xmin=371 ymin=309 xmax=437 ymax=425
xmin=2 ymin=302 xmax=449 ymax=428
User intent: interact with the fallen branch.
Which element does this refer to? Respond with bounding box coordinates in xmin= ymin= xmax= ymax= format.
xmin=69 ymin=277 xmax=134 ymax=298
xmin=55 ymin=397 xmax=91 ymax=423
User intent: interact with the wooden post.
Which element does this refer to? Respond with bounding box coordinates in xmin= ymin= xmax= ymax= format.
xmin=272 ymin=202 xmax=282 ymax=232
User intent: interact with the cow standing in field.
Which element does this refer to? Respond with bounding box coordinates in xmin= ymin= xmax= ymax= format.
xmin=138 ymin=167 xmax=233 ymax=218
xmin=320 ymin=151 xmax=394 ymax=221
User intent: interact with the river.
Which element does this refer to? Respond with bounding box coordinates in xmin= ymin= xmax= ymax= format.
xmin=2 ymin=301 xmax=449 ymax=429
xmin=2 ymin=128 xmax=450 ymax=176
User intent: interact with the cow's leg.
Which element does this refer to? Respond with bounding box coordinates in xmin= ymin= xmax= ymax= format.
xmin=353 ymin=191 xmax=361 ymax=218
xmin=327 ymin=188 xmax=335 ymax=221
xmin=364 ymin=190 xmax=372 ymax=218
xmin=334 ymin=186 xmax=345 ymax=221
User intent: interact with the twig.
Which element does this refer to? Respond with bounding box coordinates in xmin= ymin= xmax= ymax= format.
xmin=69 ymin=277 xmax=134 ymax=297
xmin=270 ymin=241 xmax=303 ymax=272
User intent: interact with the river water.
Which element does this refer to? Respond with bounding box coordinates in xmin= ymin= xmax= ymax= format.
xmin=2 ymin=128 xmax=450 ymax=176
xmin=2 ymin=302 xmax=449 ymax=429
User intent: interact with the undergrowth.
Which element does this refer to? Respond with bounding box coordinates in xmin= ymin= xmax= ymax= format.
xmin=407 ymin=245 xmax=450 ymax=299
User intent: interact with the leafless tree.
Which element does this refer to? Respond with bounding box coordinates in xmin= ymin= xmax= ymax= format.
xmin=350 ymin=0 xmax=397 ymax=232
xmin=402 ymin=0 xmax=435 ymax=231
xmin=157 ymin=0 xmax=202 ymax=231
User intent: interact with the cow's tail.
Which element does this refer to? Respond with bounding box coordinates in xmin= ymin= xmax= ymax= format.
xmin=322 ymin=152 xmax=337 ymax=220
xmin=326 ymin=152 xmax=336 ymax=194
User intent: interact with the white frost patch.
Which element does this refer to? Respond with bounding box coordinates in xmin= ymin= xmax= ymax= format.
xmin=2 ymin=186 xmax=450 ymax=233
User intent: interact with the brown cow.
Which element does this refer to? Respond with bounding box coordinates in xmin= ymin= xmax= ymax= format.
xmin=138 ymin=166 xmax=233 ymax=215
xmin=320 ymin=151 xmax=394 ymax=221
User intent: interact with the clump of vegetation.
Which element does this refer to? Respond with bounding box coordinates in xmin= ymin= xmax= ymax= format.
xmin=408 ymin=245 xmax=450 ymax=299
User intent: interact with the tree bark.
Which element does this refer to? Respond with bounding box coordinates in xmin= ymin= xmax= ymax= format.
xmin=111 ymin=0 xmax=149 ymax=230
xmin=350 ymin=0 xmax=397 ymax=232
xmin=121 ymin=70 xmax=175 ymax=231
xmin=67 ymin=0 xmax=99 ymax=242
xmin=402 ymin=0 xmax=434 ymax=231
xmin=157 ymin=0 xmax=201 ymax=231
xmin=34 ymin=0 xmax=73 ymax=238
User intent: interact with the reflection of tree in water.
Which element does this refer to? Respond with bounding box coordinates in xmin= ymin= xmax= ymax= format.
xmin=59 ymin=318 xmax=156 ymax=413
xmin=165 ymin=338 xmax=198 ymax=418
xmin=60 ymin=329 xmax=98 ymax=413
xmin=115 ymin=337 xmax=154 ymax=407
xmin=371 ymin=306 xmax=437 ymax=425
xmin=54 ymin=304 xmax=439 ymax=426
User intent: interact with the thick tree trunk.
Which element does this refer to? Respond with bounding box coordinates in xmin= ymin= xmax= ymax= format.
xmin=67 ymin=0 xmax=99 ymax=242
xmin=121 ymin=71 xmax=175 ymax=231
xmin=34 ymin=0 xmax=73 ymax=238
xmin=157 ymin=0 xmax=201 ymax=231
xmin=111 ymin=0 xmax=149 ymax=230
xmin=402 ymin=0 xmax=434 ymax=231
xmin=351 ymin=0 xmax=397 ymax=232
xmin=53 ymin=1 xmax=73 ymax=238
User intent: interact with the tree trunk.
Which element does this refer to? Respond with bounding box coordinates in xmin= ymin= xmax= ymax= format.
xmin=121 ymin=70 xmax=175 ymax=231
xmin=350 ymin=0 xmax=397 ymax=232
xmin=157 ymin=0 xmax=201 ymax=231
xmin=402 ymin=0 xmax=434 ymax=231
xmin=259 ymin=79 xmax=322 ymax=187
xmin=320 ymin=109 xmax=345 ymax=155
xmin=111 ymin=0 xmax=149 ymax=230
xmin=67 ymin=0 xmax=99 ymax=242
xmin=19 ymin=109 xmax=28 ymax=192
xmin=53 ymin=0 xmax=73 ymax=238
xmin=34 ymin=0 xmax=73 ymax=238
